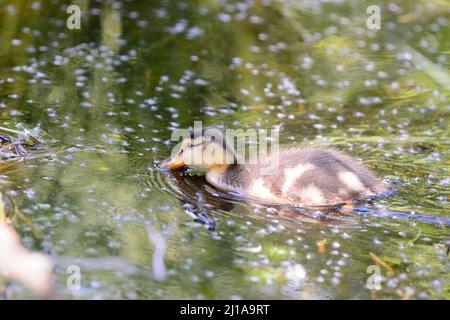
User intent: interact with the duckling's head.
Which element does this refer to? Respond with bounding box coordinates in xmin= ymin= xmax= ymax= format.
xmin=161 ymin=127 xmax=237 ymax=170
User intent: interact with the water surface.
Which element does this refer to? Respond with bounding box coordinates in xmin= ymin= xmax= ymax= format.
xmin=0 ymin=0 xmax=449 ymax=299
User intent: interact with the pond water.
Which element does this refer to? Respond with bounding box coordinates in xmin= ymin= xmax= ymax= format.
xmin=0 ymin=0 xmax=449 ymax=299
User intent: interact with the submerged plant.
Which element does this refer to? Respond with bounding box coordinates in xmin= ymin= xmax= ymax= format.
xmin=0 ymin=132 xmax=41 ymax=158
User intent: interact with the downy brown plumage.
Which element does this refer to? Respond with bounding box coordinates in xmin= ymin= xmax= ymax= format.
xmin=161 ymin=128 xmax=390 ymax=207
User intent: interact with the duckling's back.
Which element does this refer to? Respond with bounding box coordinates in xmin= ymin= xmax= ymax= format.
xmin=241 ymin=147 xmax=390 ymax=207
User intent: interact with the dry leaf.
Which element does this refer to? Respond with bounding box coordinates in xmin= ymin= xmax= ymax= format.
xmin=317 ymin=239 xmax=328 ymax=254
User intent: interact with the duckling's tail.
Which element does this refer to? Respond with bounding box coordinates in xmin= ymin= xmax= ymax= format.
xmin=348 ymin=206 xmax=450 ymax=227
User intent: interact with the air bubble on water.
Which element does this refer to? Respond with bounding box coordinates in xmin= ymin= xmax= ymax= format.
xmin=315 ymin=276 xmax=325 ymax=283
xmin=313 ymin=124 xmax=325 ymax=130
xmin=194 ymin=78 xmax=208 ymax=86
xmin=187 ymin=27 xmax=204 ymax=40
xmin=370 ymin=43 xmax=380 ymax=51
xmin=218 ymin=13 xmax=231 ymax=23
xmin=320 ymin=269 xmax=328 ymax=275
xmin=341 ymin=233 xmax=351 ymax=239
xmin=331 ymin=241 xmax=340 ymax=249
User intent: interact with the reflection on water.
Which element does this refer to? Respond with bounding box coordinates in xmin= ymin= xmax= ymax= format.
xmin=0 ymin=0 xmax=449 ymax=299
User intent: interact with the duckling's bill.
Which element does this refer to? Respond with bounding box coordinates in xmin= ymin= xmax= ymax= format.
xmin=161 ymin=155 xmax=186 ymax=170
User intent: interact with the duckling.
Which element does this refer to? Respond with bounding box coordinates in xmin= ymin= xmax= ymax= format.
xmin=161 ymin=128 xmax=390 ymax=207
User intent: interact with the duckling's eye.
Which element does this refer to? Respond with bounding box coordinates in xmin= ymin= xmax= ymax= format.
xmin=179 ymin=149 xmax=183 ymax=155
